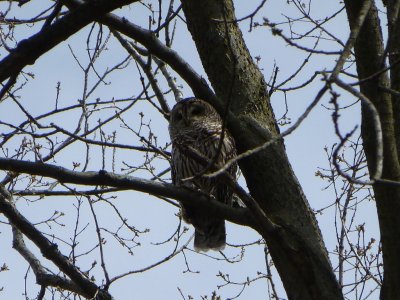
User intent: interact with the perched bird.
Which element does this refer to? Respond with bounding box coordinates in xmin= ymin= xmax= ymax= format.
xmin=169 ymin=97 xmax=237 ymax=251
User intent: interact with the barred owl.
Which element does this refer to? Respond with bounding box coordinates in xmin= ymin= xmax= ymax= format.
xmin=169 ymin=97 xmax=237 ymax=251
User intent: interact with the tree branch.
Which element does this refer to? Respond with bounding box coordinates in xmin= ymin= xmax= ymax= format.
xmin=12 ymin=226 xmax=86 ymax=296
xmin=0 ymin=185 xmax=112 ymax=299
xmin=0 ymin=0 xmax=138 ymax=83
xmin=62 ymin=0 xmax=216 ymax=102
xmin=0 ymin=157 xmax=254 ymax=228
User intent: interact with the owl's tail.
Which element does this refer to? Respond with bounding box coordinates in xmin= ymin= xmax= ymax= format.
xmin=194 ymin=220 xmax=226 ymax=252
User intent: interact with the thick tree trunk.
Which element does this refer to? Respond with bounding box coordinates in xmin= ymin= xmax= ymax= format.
xmin=344 ymin=1 xmax=400 ymax=299
xmin=386 ymin=0 xmax=400 ymax=157
xmin=181 ymin=1 xmax=343 ymax=299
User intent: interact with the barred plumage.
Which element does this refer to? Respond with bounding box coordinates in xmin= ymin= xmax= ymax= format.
xmin=169 ymin=98 xmax=237 ymax=251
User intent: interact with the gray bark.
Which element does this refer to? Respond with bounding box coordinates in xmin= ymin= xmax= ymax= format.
xmin=344 ymin=1 xmax=400 ymax=299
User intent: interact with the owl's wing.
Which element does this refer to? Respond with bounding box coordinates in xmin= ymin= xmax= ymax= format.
xmin=170 ymin=145 xmax=177 ymax=185
xmin=223 ymin=133 xmax=238 ymax=180
xmin=213 ymin=133 xmax=238 ymax=205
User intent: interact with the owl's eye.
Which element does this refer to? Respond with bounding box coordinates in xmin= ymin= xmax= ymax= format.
xmin=191 ymin=105 xmax=204 ymax=116
xmin=175 ymin=112 xmax=183 ymax=121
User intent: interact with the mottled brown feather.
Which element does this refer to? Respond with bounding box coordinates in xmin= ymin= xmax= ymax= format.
xmin=169 ymin=98 xmax=237 ymax=251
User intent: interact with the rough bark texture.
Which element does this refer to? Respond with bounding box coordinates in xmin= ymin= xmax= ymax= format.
xmin=344 ymin=1 xmax=400 ymax=299
xmin=181 ymin=0 xmax=343 ymax=299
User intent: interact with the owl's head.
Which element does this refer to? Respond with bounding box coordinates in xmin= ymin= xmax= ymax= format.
xmin=169 ymin=98 xmax=222 ymax=138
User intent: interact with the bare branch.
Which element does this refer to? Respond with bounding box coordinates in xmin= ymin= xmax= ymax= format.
xmin=0 ymin=157 xmax=255 ymax=228
xmin=12 ymin=226 xmax=86 ymax=296
xmin=0 ymin=0 xmax=138 ymax=83
xmin=333 ymin=77 xmax=383 ymax=183
xmin=0 ymin=185 xmax=112 ymax=299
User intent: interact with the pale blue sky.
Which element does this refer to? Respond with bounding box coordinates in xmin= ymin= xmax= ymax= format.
xmin=0 ymin=1 xmax=380 ymax=299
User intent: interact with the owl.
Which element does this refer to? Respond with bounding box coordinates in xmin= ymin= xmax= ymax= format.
xmin=169 ymin=97 xmax=237 ymax=251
